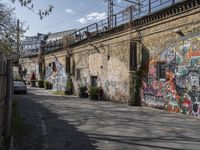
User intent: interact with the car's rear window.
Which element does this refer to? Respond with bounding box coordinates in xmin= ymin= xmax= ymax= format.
xmin=14 ymin=82 xmax=25 ymax=86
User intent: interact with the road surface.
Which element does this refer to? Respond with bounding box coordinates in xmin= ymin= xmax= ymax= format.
xmin=14 ymin=87 xmax=200 ymax=150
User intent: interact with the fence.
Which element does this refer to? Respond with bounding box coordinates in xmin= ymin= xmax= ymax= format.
xmin=0 ymin=56 xmax=13 ymax=140
xmin=66 ymin=0 xmax=183 ymax=45
xmin=0 ymin=58 xmax=7 ymax=138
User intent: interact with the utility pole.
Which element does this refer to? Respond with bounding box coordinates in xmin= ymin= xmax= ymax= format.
xmin=16 ymin=19 xmax=23 ymax=79
xmin=123 ymin=0 xmax=142 ymax=13
xmin=108 ymin=0 xmax=114 ymax=29
xmin=16 ymin=19 xmax=20 ymax=56
xmin=149 ymin=0 xmax=151 ymax=13
xmin=138 ymin=0 xmax=141 ymax=14
xmin=38 ymin=38 xmax=45 ymax=80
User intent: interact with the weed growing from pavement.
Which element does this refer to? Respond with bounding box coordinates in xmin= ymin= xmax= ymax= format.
xmin=0 ymin=137 xmax=11 ymax=150
xmin=0 ymin=100 xmax=23 ymax=150
xmin=52 ymin=91 xmax=65 ymax=96
xmin=0 ymin=137 xmax=5 ymax=150
xmin=12 ymin=101 xmax=23 ymax=137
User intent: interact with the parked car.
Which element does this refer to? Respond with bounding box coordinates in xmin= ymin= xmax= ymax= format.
xmin=14 ymin=81 xmax=27 ymax=94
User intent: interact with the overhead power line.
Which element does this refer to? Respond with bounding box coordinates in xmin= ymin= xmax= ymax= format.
xmin=112 ymin=3 xmax=126 ymax=9
xmin=37 ymin=2 xmax=101 ymax=33
xmin=123 ymin=0 xmax=143 ymax=6
xmin=35 ymin=0 xmax=142 ymax=35
xmin=107 ymin=0 xmax=114 ymax=28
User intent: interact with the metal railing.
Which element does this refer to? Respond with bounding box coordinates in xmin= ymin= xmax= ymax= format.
xmin=66 ymin=0 xmax=182 ymax=45
xmin=19 ymin=0 xmax=184 ymax=57
xmin=19 ymin=39 xmax=63 ymax=57
xmin=44 ymin=39 xmax=63 ymax=53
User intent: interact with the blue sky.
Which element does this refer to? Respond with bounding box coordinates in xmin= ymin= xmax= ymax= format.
xmin=2 ymin=0 xmax=130 ymax=36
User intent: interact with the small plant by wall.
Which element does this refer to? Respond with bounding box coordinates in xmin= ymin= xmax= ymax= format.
xmin=44 ymin=81 xmax=53 ymax=89
xmin=65 ymin=76 xmax=74 ymax=95
xmin=38 ymin=80 xmax=44 ymax=88
xmin=88 ymin=86 xmax=99 ymax=100
xmin=128 ymin=67 xmax=143 ymax=106
xmin=79 ymin=86 xmax=88 ymax=98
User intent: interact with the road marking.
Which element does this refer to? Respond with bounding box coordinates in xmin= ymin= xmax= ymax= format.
xmin=38 ymin=112 xmax=49 ymax=150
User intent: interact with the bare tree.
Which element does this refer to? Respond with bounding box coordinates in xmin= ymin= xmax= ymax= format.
xmin=0 ymin=2 xmax=16 ymax=54
xmin=0 ymin=0 xmax=53 ymax=55
xmin=10 ymin=0 xmax=54 ymax=19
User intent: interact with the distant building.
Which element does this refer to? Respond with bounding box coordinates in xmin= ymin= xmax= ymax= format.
xmin=20 ymin=33 xmax=47 ymax=57
xmin=45 ymin=29 xmax=76 ymax=53
xmin=19 ymin=29 xmax=76 ymax=83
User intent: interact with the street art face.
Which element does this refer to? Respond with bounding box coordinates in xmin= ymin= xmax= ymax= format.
xmin=45 ymin=59 xmax=67 ymax=91
xmin=142 ymin=34 xmax=200 ymax=116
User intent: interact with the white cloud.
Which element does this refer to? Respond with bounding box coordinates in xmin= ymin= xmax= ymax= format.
xmin=117 ymin=0 xmax=122 ymax=3
xmin=65 ymin=9 xmax=74 ymax=14
xmin=76 ymin=12 xmax=107 ymax=24
xmin=76 ymin=18 xmax=87 ymax=24
xmin=87 ymin=12 xmax=107 ymax=21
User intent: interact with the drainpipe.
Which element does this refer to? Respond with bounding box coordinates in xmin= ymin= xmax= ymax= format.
xmin=38 ymin=40 xmax=45 ymax=80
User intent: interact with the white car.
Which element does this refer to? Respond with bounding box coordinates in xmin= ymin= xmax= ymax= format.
xmin=14 ymin=81 xmax=27 ymax=94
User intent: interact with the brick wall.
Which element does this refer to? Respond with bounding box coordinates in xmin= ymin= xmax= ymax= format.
xmin=70 ymin=0 xmax=200 ymax=107
xmin=140 ymin=8 xmax=200 ymax=116
xmin=72 ymin=36 xmax=131 ymax=102
xmin=20 ymin=0 xmax=200 ymax=113
xmin=19 ymin=57 xmax=38 ymax=81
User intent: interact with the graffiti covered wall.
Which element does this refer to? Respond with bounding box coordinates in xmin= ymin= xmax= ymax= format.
xmin=142 ymin=34 xmax=200 ymax=116
xmin=72 ymin=38 xmax=130 ymax=102
xmin=45 ymin=59 xmax=67 ymax=91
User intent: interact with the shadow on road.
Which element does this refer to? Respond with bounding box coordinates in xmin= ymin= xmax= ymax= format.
xmin=13 ymin=88 xmax=200 ymax=150
xmin=14 ymin=92 xmax=97 ymax=150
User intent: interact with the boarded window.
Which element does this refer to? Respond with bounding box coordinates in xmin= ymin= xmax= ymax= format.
xmin=157 ymin=62 xmax=166 ymax=79
xmin=91 ymin=76 xmax=98 ymax=87
xmin=130 ymin=42 xmax=137 ymax=71
xmin=76 ymin=69 xmax=80 ymax=80
xmin=66 ymin=56 xmax=71 ymax=73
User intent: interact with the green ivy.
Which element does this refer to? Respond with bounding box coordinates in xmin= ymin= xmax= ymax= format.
xmin=128 ymin=67 xmax=143 ymax=106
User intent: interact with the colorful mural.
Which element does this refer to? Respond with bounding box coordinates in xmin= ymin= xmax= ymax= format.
xmin=45 ymin=59 xmax=67 ymax=91
xmin=142 ymin=35 xmax=200 ymax=116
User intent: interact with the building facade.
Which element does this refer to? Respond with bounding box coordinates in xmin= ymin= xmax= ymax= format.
xmin=19 ymin=33 xmax=47 ymax=80
xmin=19 ymin=30 xmax=75 ymax=88
xmin=66 ymin=0 xmax=200 ymax=116
xmin=20 ymin=0 xmax=200 ymax=116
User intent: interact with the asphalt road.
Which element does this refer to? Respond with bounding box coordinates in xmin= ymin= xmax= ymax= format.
xmin=13 ymin=87 xmax=200 ymax=150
